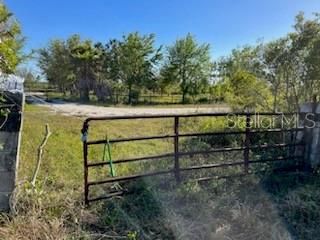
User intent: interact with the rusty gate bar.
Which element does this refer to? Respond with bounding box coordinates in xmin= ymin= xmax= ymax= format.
xmin=88 ymin=169 xmax=175 ymax=186
xmin=81 ymin=112 xmax=305 ymax=205
xmin=83 ymin=141 xmax=89 ymax=205
xmin=81 ymin=121 xmax=89 ymax=205
xmin=84 ymin=111 xmax=297 ymax=122
xmin=86 ymin=128 xmax=301 ymax=145
xmin=87 ymin=134 xmax=175 ymax=145
xmin=87 ymin=153 xmax=175 ymax=167
xmin=179 ymin=155 xmax=304 ymax=172
xmin=86 ymin=142 xmax=304 ymax=168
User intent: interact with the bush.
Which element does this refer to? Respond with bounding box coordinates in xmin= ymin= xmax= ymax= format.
xmin=198 ymin=118 xmax=243 ymax=147
xmin=128 ymin=89 xmax=140 ymax=104
xmin=197 ymin=97 xmax=209 ymax=103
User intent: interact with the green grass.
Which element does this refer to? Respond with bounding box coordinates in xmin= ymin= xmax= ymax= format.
xmin=19 ymin=104 xmax=176 ymax=187
xmin=1 ymin=104 xmax=320 ymax=240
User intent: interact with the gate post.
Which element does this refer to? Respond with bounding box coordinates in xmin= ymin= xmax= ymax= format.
xmin=174 ymin=116 xmax=181 ymax=183
xmin=81 ymin=121 xmax=89 ymax=205
xmin=0 ymin=92 xmax=24 ymax=212
xmin=298 ymin=100 xmax=320 ymax=169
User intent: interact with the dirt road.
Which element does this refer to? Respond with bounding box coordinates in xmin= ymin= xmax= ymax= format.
xmin=38 ymin=101 xmax=230 ymax=118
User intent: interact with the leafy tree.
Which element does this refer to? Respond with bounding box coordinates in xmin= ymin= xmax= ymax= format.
xmin=69 ymin=38 xmax=104 ymax=101
xmin=108 ymin=32 xmax=162 ymax=104
xmin=38 ymin=35 xmax=107 ymax=101
xmin=223 ymin=70 xmax=272 ymax=111
xmin=0 ymin=2 xmax=23 ymax=73
xmin=215 ymin=13 xmax=320 ymax=112
xmin=102 ymin=39 xmax=124 ymax=102
xmin=38 ymin=37 xmax=78 ymax=94
xmin=0 ymin=2 xmax=23 ymax=117
xmin=216 ymin=45 xmax=264 ymax=80
xmin=306 ymin=37 xmax=320 ymax=89
xmin=262 ymin=38 xmax=291 ymax=111
xmin=262 ymin=12 xmax=320 ymax=111
xmin=294 ymin=13 xmax=320 ymax=103
xmin=161 ymin=34 xmax=212 ymax=103
xmin=91 ymin=42 xmax=112 ymax=102
xmin=283 ymin=12 xmax=320 ymax=109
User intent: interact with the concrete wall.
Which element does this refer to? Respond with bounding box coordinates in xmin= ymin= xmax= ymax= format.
xmin=0 ymin=92 xmax=23 ymax=212
xmin=0 ymin=132 xmax=19 ymax=211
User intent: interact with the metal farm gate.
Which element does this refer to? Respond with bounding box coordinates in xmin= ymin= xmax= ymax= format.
xmin=81 ymin=112 xmax=305 ymax=205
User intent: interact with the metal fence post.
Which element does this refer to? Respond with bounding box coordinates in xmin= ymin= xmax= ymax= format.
xmin=83 ymin=142 xmax=89 ymax=205
xmin=244 ymin=114 xmax=251 ymax=173
xmin=174 ymin=116 xmax=181 ymax=183
xmin=81 ymin=121 xmax=89 ymax=205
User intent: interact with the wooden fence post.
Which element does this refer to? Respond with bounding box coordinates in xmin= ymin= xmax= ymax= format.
xmin=243 ymin=114 xmax=251 ymax=173
xmin=174 ymin=116 xmax=181 ymax=182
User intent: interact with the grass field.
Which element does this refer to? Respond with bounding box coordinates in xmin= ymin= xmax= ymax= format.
xmin=0 ymin=105 xmax=320 ymax=239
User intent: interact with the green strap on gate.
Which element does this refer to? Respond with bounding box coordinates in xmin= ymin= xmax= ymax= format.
xmin=103 ymin=135 xmax=116 ymax=177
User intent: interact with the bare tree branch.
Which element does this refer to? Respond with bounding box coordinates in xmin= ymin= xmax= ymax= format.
xmin=31 ymin=124 xmax=51 ymax=187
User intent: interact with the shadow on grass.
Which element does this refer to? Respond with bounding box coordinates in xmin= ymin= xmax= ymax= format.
xmin=88 ymin=171 xmax=320 ymax=240
xmin=91 ymin=180 xmax=176 ymax=239
xmin=260 ymin=171 xmax=320 ymax=240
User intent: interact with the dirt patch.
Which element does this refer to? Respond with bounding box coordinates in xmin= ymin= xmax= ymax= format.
xmin=39 ymin=102 xmax=230 ymax=117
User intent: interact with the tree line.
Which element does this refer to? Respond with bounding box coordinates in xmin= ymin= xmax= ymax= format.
xmin=2 ymin=0 xmax=320 ymax=111
xmin=214 ymin=13 xmax=320 ymax=112
xmin=37 ymin=33 xmax=212 ymax=104
xmin=37 ymin=12 xmax=320 ymax=110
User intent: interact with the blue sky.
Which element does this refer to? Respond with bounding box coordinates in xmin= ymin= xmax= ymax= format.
xmin=4 ymin=0 xmax=320 ymax=73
